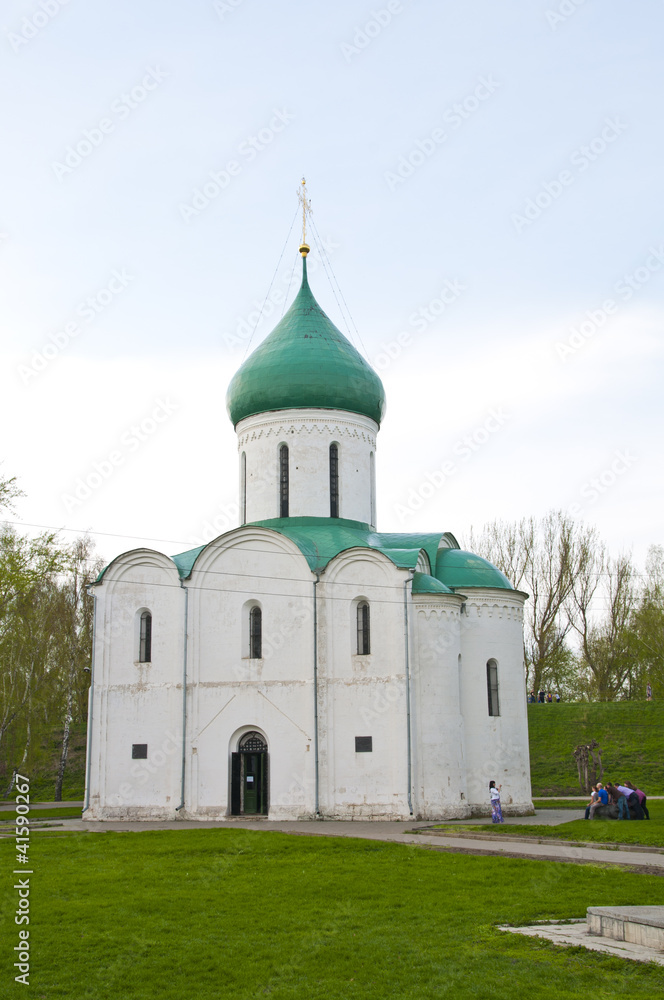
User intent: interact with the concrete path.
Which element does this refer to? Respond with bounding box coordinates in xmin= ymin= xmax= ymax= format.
xmin=0 ymin=801 xmax=84 ymax=810
xmin=19 ymin=813 xmax=663 ymax=872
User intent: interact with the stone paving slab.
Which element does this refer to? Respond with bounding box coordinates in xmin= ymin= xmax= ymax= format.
xmin=499 ymin=920 xmax=664 ymax=965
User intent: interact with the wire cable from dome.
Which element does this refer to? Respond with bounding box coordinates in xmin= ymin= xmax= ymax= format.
xmin=240 ymin=203 xmax=299 ymax=362
xmin=309 ymin=215 xmax=369 ymax=360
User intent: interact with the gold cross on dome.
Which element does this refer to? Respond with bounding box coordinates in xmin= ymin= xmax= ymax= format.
xmin=298 ymin=177 xmax=312 ymax=256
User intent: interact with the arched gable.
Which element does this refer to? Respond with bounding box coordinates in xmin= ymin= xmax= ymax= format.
xmin=188 ymin=526 xmax=312 ymax=589
xmin=97 ymin=548 xmax=182 ymax=594
xmin=322 ymin=545 xmax=402 ymax=587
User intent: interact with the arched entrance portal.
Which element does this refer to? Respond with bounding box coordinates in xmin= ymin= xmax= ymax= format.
xmin=231 ymin=731 xmax=268 ymax=816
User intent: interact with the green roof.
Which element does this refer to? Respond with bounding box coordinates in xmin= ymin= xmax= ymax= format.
xmin=156 ymin=518 xmax=445 ymax=580
xmin=434 ymin=548 xmax=514 ymax=590
xmin=411 ymin=572 xmax=455 ymax=595
xmin=226 ymin=258 xmax=386 ymax=427
xmin=94 ymin=522 xmax=513 ymax=593
xmin=245 ymin=517 xmax=443 ymax=574
xmin=171 ymin=544 xmax=207 ymax=579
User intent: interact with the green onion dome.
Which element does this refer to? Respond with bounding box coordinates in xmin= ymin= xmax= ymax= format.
xmin=435 ymin=548 xmax=514 ymax=590
xmin=226 ymin=258 xmax=386 ymax=427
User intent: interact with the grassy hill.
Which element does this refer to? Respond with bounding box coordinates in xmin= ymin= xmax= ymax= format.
xmin=1 ymin=724 xmax=88 ymax=801
xmin=527 ymin=701 xmax=664 ymax=796
xmin=6 ymin=704 xmax=663 ymax=802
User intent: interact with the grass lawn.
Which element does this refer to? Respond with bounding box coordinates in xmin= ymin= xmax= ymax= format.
xmin=433 ymin=802 xmax=664 ymax=848
xmin=1 ymin=829 xmax=664 ymax=999
xmin=0 ymin=806 xmax=82 ymax=823
xmin=533 ymin=799 xmax=586 ymax=809
xmin=528 ymin=702 xmax=664 ymax=795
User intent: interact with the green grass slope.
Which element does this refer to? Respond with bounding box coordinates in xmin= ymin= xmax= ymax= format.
xmin=6 ymin=703 xmax=662 ymax=804
xmin=0 ymin=724 xmax=87 ymax=802
xmin=528 ymin=702 xmax=664 ymax=796
xmin=1 ymin=829 xmax=663 ymax=999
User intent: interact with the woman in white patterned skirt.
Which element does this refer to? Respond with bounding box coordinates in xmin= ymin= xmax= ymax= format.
xmin=489 ymin=780 xmax=504 ymax=823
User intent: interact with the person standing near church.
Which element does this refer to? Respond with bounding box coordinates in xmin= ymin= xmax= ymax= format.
xmin=618 ymin=782 xmax=645 ymax=819
xmin=489 ymin=781 xmax=504 ymax=823
xmin=624 ymin=782 xmax=649 ymax=820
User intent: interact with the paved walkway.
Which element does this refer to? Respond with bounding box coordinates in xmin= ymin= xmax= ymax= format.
xmin=18 ymin=812 xmax=663 ymax=872
xmin=0 ymin=801 xmax=84 ymax=810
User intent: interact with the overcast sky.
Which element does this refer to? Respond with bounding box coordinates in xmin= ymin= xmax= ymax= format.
xmin=2 ymin=0 xmax=662 ymax=575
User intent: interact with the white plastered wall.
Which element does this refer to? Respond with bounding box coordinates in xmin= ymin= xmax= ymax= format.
xmin=457 ymin=588 xmax=533 ymax=815
xmin=182 ymin=526 xmax=317 ymax=820
xmin=236 ymin=408 xmax=379 ymax=525
xmin=317 ymin=549 xmax=411 ymax=819
xmin=410 ymin=594 xmax=470 ymax=819
xmin=84 ymin=550 xmax=185 ymax=820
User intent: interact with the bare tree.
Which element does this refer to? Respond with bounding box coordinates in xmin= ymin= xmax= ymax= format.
xmin=572 ymin=553 xmax=636 ymax=701
xmin=470 ymin=511 xmax=600 ymax=694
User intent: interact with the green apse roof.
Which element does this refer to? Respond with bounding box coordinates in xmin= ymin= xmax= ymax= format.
xmin=95 ymin=521 xmax=514 ymax=592
xmin=411 ymin=572 xmax=455 ymax=595
xmin=244 ymin=517 xmax=444 ymax=574
xmin=434 ymin=548 xmax=514 ymax=590
xmin=226 ymin=258 xmax=386 ymax=427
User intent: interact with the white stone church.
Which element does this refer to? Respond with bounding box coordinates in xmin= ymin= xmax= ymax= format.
xmin=84 ymin=242 xmax=533 ymax=822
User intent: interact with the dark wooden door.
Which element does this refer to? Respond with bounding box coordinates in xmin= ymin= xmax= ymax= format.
xmin=231 ymin=750 xmax=268 ymax=815
xmin=243 ymin=752 xmax=260 ymax=814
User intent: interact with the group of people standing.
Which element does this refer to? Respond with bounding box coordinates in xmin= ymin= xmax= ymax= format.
xmin=528 ymin=690 xmax=560 ymax=703
xmin=584 ymin=781 xmax=649 ymax=820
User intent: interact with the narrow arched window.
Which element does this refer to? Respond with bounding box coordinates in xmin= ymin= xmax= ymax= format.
xmin=241 ymin=452 xmax=247 ymax=525
xmin=249 ymin=606 xmax=262 ymax=659
xmin=139 ymin=611 xmax=152 ymax=663
xmin=357 ymin=602 xmax=370 ymax=655
xmin=329 ymin=443 xmax=339 ymax=518
xmin=487 ymin=659 xmax=500 ymax=717
xmin=279 ymin=445 xmax=289 ymax=518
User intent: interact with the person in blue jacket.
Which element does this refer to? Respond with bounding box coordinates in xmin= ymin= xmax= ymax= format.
xmin=588 ymin=782 xmax=609 ymax=819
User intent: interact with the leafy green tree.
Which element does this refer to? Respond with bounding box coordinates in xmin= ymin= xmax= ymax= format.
xmin=623 ymin=545 xmax=664 ymax=700
xmin=0 ymin=472 xmax=102 ymax=796
xmin=50 ymin=537 xmax=102 ymax=800
xmin=0 ymin=524 xmax=64 ymax=788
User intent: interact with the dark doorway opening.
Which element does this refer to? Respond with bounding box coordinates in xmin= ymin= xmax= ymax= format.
xmin=231 ymin=731 xmax=268 ymax=816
